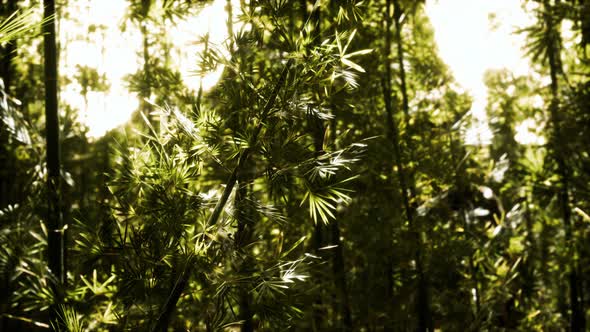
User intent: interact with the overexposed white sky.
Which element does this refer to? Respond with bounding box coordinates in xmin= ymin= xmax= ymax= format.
xmin=425 ymin=0 xmax=534 ymax=95
xmin=60 ymin=0 xmax=238 ymax=138
xmin=425 ymin=0 xmax=536 ymax=145
xmin=63 ymin=0 xmax=542 ymax=144
xmin=60 ymin=0 xmax=140 ymax=139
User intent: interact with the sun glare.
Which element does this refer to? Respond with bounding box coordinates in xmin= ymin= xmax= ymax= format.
xmin=61 ymin=0 xmax=239 ymax=139
xmin=168 ymin=0 xmax=243 ymax=92
xmin=66 ymin=1 xmax=554 ymax=144
xmin=425 ymin=0 xmax=535 ymax=146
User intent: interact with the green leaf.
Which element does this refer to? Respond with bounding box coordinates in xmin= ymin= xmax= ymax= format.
xmin=343 ymin=48 xmax=373 ymax=59
xmin=281 ymin=236 xmax=307 ymax=258
xmin=341 ymin=58 xmax=365 ymax=73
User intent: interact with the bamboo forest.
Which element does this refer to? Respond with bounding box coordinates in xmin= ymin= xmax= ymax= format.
xmin=1 ymin=0 xmax=590 ymax=330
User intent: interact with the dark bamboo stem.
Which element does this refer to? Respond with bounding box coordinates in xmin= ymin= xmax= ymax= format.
xmin=0 ymin=0 xmax=16 ymax=210
xmin=43 ymin=0 xmax=64 ymax=289
xmin=384 ymin=1 xmax=430 ymax=330
xmin=139 ymin=0 xmax=153 ymax=124
xmin=542 ymin=1 xmax=585 ymax=330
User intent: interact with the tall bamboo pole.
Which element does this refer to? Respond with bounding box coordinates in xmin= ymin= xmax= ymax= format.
xmin=383 ymin=1 xmax=431 ymax=330
xmin=43 ymin=0 xmax=64 ymax=289
xmin=542 ymin=1 xmax=585 ymax=330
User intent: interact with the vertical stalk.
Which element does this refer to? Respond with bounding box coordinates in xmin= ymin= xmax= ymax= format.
xmin=0 ymin=0 xmax=16 ymax=210
xmin=328 ymin=64 xmax=352 ymax=331
xmin=0 ymin=0 xmax=17 ymax=93
xmin=392 ymin=0 xmax=417 ymax=198
xmin=522 ymin=189 xmax=536 ymax=300
xmin=330 ymin=219 xmax=353 ymax=331
xmin=235 ymin=177 xmax=253 ymax=332
xmin=309 ymin=0 xmax=323 ymax=257
xmin=43 ymin=0 xmax=64 ymax=288
xmin=542 ymin=0 xmax=585 ymax=330
xmin=392 ymin=0 xmax=410 ymax=125
xmin=227 ymin=2 xmax=254 ymax=329
xmin=324 ymin=106 xmax=352 ymax=330
xmin=298 ymin=1 xmax=326 ymax=329
xmin=0 ymin=4 xmax=19 ymax=328
xmin=139 ymin=0 xmax=153 ymax=124
xmin=383 ymin=0 xmax=430 ymax=330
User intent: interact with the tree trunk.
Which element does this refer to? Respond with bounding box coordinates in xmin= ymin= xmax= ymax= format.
xmin=235 ymin=178 xmax=254 ymax=332
xmin=229 ymin=3 xmax=254 ymax=327
xmin=392 ymin=0 xmax=417 ymax=199
xmin=0 ymin=0 xmax=16 ymax=94
xmin=384 ymin=1 xmax=431 ymax=330
xmin=43 ymin=0 xmax=64 ymax=289
xmin=43 ymin=3 xmax=65 ymax=331
xmin=330 ymin=220 xmax=353 ymax=331
xmin=304 ymin=2 xmax=327 ymax=330
xmin=328 ymin=101 xmax=352 ymax=331
xmin=522 ymin=190 xmax=536 ymax=300
xmin=542 ymin=0 xmax=585 ymax=330
xmin=139 ymin=0 xmax=153 ymax=125
xmin=0 ymin=0 xmax=18 ymax=210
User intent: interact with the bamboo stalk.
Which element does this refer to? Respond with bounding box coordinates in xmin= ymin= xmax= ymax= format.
xmin=43 ymin=0 xmax=64 ymax=294
xmin=542 ymin=1 xmax=585 ymax=330
xmin=383 ymin=1 xmax=431 ymax=330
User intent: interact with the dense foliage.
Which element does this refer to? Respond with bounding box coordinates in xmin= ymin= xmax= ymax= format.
xmin=1 ymin=0 xmax=589 ymax=331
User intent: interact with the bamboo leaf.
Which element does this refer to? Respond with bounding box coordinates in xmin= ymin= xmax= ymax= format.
xmin=341 ymin=58 xmax=365 ymax=73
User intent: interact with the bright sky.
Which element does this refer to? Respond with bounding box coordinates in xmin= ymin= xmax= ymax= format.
xmin=424 ymin=0 xmax=538 ymax=145
xmin=63 ymin=0 xmax=544 ymax=145
xmin=60 ymin=0 xmax=238 ymax=138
